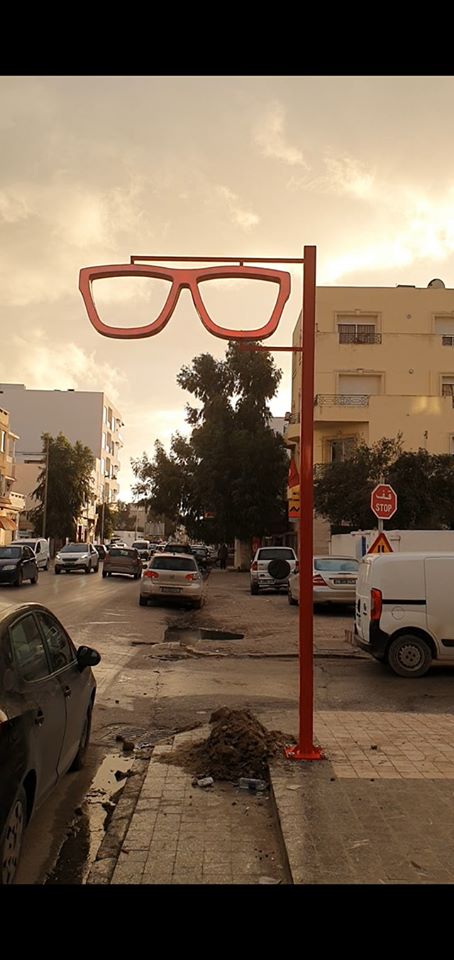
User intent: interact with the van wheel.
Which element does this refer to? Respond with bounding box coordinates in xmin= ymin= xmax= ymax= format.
xmin=388 ymin=634 xmax=432 ymax=678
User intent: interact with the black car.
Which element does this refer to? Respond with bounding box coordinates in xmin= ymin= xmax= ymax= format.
xmin=0 ymin=545 xmax=39 ymax=587
xmin=0 ymin=600 xmax=100 ymax=884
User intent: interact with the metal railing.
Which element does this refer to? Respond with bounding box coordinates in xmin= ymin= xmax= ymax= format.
xmin=315 ymin=394 xmax=369 ymax=407
xmin=338 ymin=332 xmax=382 ymax=344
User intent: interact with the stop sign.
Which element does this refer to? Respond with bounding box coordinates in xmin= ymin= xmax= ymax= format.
xmin=371 ymin=483 xmax=397 ymax=521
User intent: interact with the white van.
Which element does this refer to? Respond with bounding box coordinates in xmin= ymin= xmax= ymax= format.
xmin=10 ymin=537 xmax=50 ymax=570
xmin=355 ymin=551 xmax=454 ymax=678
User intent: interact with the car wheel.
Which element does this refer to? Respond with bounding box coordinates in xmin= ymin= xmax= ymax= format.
xmin=102 ymin=570 xmax=107 ymax=578
xmin=84 ymin=565 xmax=90 ymax=574
xmin=15 ymin=570 xmax=23 ymax=588
xmin=388 ymin=634 xmax=432 ymax=678
xmin=250 ymin=582 xmax=259 ymax=595
xmin=0 ymin=785 xmax=27 ymax=885
xmin=70 ymin=705 xmax=92 ymax=772
xmin=55 ymin=567 xmax=61 ymax=575
xmin=31 ymin=572 xmax=39 ymax=585
xmin=139 ymin=595 xmax=148 ymax=606
xmin=288 ymin=588 xmax=297 ymax=606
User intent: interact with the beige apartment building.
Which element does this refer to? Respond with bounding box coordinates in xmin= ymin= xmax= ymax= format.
xmin=0 ymin=406 xmax=25 ymax=544
xmin=0 ymin=385 xmax=123 ymax=540
xmin=286 ymin=279 xmax=454 ymax=547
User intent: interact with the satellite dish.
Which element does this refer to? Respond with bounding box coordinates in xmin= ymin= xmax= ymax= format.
xmin=428 ymin=278 xmax=446 ymax=288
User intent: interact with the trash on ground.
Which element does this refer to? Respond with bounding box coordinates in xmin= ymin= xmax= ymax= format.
xmin=238 ymin=777 xmax=267 ymax=792
xmin=194 ymin=776 xmax=214 ymax=788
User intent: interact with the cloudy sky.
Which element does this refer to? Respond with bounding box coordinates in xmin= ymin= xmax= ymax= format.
xmin=2 ymin=75 xmax=454 ymax=498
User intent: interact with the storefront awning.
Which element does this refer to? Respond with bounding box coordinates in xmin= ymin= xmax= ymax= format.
xmin=0 ymin=516 xmax=17 ymax=530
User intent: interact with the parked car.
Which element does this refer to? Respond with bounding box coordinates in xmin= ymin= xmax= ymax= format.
xmin=163 ymin=542 xmax=194 ymax=555
xmin=140 ymin=552 xmax=205 ymax=608
xmin=0 ymin=545 xmax=39 ymax=587
xmin=354 ymin=551 xmax=454 ymax=678
xmin=54 ymin=543 xmax=99 ymax=575
xmin=288 ymin=556 xmax=359 ymax=606
xmin=93 ymin=543 xmax=107 ymax=560
xmin=10 ymin=539 xmax=49 ymax=571
xmin=250 ymin=546 xmax=297 ymax=595
xmin=0 ymin=599 xmax=100 ymax=884
xmin=102 ymin=547 xmax=142 ymax=580
xmin=191 ymin=545 xmax=210 ymax=569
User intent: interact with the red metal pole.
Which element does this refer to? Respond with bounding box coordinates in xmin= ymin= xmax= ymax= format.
xmin=286 ymin=245 xmax=323 ymax=761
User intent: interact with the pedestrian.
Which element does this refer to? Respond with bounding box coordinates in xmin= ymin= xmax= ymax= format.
xmin=218 ymin=542 xmax=228 ymax=570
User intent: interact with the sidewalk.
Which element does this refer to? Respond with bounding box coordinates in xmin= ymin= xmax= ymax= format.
xmin=88 ymin=709 xmax=454 ymax=885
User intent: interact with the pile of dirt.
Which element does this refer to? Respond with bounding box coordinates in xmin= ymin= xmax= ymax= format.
xmin=163 ymin=707 xmax=295 ymax=783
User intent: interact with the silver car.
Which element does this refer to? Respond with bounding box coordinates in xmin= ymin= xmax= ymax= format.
xmin=250 ymin=546 xmax=297 ymax=595
xmin=288 ymin=555 xmax=359 ymax=606
xmin=55 ymin=543 xmax=99 ymax=575
xmin=139 ymin=552 xmax=206 ymax=609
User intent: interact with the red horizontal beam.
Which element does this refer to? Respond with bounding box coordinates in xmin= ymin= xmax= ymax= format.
xmin=130 ymin=255 xmax=305 ymax=264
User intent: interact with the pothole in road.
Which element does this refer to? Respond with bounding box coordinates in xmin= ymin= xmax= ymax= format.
xmin=45 ymin=752 xmax=134 ymax=885
xmin=164 ymin=627 xmax=245 ymax=644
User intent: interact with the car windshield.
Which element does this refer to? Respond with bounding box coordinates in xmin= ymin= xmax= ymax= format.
xmin=132 ymin=542 xmax=148 ymax=550
xmin=151 ymin=557 xmax=196 ymax=571
xmin=109 ymin=548 xmax=136 ymax=558
xmin=258 ymin=548 xmax=295 ymax=560
xmin=61 ymin=543 xmax=89 ymax=553
xmin=314 ymin=558 xmax=359 ymax=572
xmin=0 ymin=547 xmax=21 ymax=559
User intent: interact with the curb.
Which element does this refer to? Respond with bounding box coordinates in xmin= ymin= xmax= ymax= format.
xmin=86 ymin=753 xmax=151 ymax=885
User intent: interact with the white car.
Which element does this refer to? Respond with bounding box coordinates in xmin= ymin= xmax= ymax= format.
xmin=55 ymin=543 xmax=100 ymax=574
xmin=139 ymin=552 xmax=206 ymax=608
xmin=288 ymin=556 xmax=359 ymax=606
xmin=250 ymin=546 xmax=297 ymax=595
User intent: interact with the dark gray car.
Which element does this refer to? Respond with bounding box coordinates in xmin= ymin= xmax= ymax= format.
xmin=0 ymin=600 xmax=100 ymax=884
xmin=0 ymin=546 xmax=39 ymax=587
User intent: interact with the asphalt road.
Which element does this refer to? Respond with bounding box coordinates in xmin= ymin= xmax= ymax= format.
xmin=5 ymin=565 xmax=454 ymax=883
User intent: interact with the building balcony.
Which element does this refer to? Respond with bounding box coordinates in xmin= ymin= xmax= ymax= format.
xmin=314 ymin=394 xmax=370 ymax=423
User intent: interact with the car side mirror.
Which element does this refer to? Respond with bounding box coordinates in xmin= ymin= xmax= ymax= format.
xmin=77 ymin=645 xmax=101 ymax=670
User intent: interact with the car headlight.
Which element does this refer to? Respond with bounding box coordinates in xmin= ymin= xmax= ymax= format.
xmin=78 ymin=554 xmax=89 ymax=560
xmin=3 ymin=564 xmax=16 ymax=570
xmin=56 ymin=553 xmax=62 ymax=560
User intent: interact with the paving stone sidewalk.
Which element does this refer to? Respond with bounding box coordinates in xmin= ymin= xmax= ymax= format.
xmin=88 ymin=709 xmax=454 ymax=885
xmin=270 ymin=710 xmax=454 ymax=884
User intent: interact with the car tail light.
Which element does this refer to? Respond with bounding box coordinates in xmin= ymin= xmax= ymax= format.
xmin=313 ymin=574 xmax=326 ymax=586
xmin=371 ymin=588 xmax=382 ymax=622
xmin=185 ymin=573 xmax=200 ymax=581
xmin=251 ymin=561 xmax=258 ymax=571
xmin=144 ymin=569 xmax=159 ymax=579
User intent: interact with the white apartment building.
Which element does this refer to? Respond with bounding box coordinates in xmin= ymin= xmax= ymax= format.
xmin=0 ymin=385 xmax=124 ymax=538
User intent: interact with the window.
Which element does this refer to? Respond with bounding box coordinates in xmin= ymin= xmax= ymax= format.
xmin=434 ymin=317 xmax=454 ymax=343
xmin=442 ymin=376 xmax=454 ymax=397
xmin=338 ymin=323 xmax=379 ymax=344
xmin=257 ymin=548 xmax=295 ymax=561
xmin=0 ymin=430 xmax=5 ymax=453
xmin=314 ymin=558 xmax=358 ymax=572
xmin=10 ymin=615 xmax=50 ymax=682
xmin=338 ymin=374 xmax=382 ymax=396
xmin=103 ymin=405 xmax=108 ymax=424
xmin=22 ymin=546 xmax=34 ymax=560
xmin=102 ymin=432 xmax=106 ymax=449
xmin=36 ymin=612 xmax=76 ymax=672
xmin=327 ymin=438 xmax=357 ymax=463
xmin=151 ymin=556 xmax=197 ymax=571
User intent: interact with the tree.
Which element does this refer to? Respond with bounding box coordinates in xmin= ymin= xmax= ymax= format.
xmin=314 ymin=435 xmax=454 ymax=530
xmin=95 ymin=501 xmax=115 ymax=541
xmin=132 ymin=342 xmax=289 ymax=542
xmin=31 ymin=432 xmax=95 ymax=541
xmin=113 ymin=500 xmax=134 ymax=530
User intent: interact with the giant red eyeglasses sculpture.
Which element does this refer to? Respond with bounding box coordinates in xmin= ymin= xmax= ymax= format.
xmin=79 ymin=262 xmax=291 ymax=341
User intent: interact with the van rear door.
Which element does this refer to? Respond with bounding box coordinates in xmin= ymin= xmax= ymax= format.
xmin=355 ymin=555 xmax=376 ymax=642
xmin=424 ymin=556 xmax=454 ymax=659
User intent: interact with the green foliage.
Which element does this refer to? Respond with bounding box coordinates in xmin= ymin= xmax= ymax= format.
xmin=31 ymin=433 xmax=95 ymax=540
xmin=132 ymin=342 xmax=289 ymax=541
xmin=314 ymin=434 xmax=454 ymax=529
xmin=95 ymin=501 xmax=115 ymax=540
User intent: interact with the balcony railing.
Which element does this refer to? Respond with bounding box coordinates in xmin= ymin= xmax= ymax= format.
xmin=338 ymin=333 xmax=382 ymax=344
xmin=315 ymin=394 xmax=369 ymax=407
